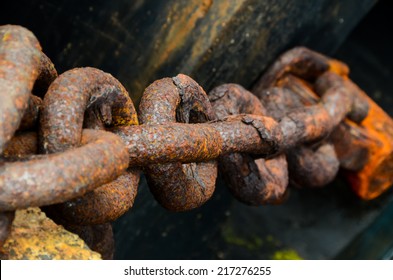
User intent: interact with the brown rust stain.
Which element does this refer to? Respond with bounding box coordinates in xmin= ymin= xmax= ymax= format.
xmin=188 ymin=0 xmax=245 ymax=67
xmin=148 ymin=0 xmax=212 ymax=70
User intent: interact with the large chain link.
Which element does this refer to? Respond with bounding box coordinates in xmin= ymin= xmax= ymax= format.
xmin=1 ymin=25 xmax=393 ymax=258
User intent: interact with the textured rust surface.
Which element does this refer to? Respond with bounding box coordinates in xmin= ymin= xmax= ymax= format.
xmin=0 ymin=129 xmax=129 ymax=211
xmin=39 ymin=67 xmax=138 ymax=154
xmin=0 ymin=25 xmax=56 ymax=153
xmin=274 ymin=74 xmax=374 ymax=172
xmin=253 ymin=47 xmax=393 ymax=198
xmin=39 ymin=67 xmax=139 ymax=225
xmin=138 ymin=74 xmax=217 ymax=211
xmin=44 ymin=169 xmax=140 ymax=225
xmin=2 ymin=131 xmax=37 ymax=158
xmin=209 ymin=84 xmax=288 ymax=205
xmin=253 ymin=46 xmax=349 ymax=91
xmin=258 ymin=85 xmax=339 ymax=188
xmin=253 ymin=48 xmax=370 ymax=188
xmin=114 ymin=116 xmax=283 ymax=166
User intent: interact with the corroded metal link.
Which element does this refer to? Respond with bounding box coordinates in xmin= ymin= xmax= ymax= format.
xmin=39 ymin=67 xmax=138 ymax=153
xmin=114 ymin=115 xmax=283 ymax=165
xmin=316 ymin=72 xmax=393 ymax=199
xmin=0 ymin=129 xmax=129 ymax=211
xmin=0 ymin=25 xmax=57 ymax=153
xmin=315 ymin=72 xmax=370 ymax=123
xmin=275 ymin=74 xmax=374 ymax=173
xmin=253 ymin=46 xmax=349 ymax=91
xmin=208 ymin=84 xmax=288 ymax=205
xmin=39 ymin=67 xmax=140 ymax=225
xmin=253 ymin=47 xmax=393 ymax=199
xmin=253 ymin=50 xmax=361 ymax=188
xmin=44 ymin=169 xmax=139 ymax=225
xmin=258 ymin=86 xmax=339 ymax=188
xmin=137 ymin=74 xmax=217 ymax=212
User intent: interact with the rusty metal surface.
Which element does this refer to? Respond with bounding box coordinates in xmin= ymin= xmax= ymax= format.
xmin=39 ymin=67 xmax=139 ymax=227
xmin=45 ymin=169 xmax=140 ymax=225
xmin=137 ymin=74 xmax=217 ymax=211
xmin=0 ymin=25 xmax=57 ymax=153
xmin=253 ymin=47 xmax=393 ymax=200
xmin=0 ymin=129 xmax=129 ymax=211
xmin=1 ymin=24 xmax=393 ymax=259
xmin=39 ymin=67 xmax=138 ymax=154
xmin=209 ymin=84 xmax=288 ymax=205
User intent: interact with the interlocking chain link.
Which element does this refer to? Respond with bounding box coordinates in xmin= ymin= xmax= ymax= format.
xmin=1 ymin=25 xmax=393 ymax=257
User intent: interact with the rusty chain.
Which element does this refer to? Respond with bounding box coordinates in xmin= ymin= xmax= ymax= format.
xmin=1 ymin=25 xmax=393 ymax=258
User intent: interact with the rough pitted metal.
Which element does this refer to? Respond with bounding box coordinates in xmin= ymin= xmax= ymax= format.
xmin=39 ymin=67 xmax=137 ymax=154
xmin=39 ymin=67 xmax=140 ymax=225
xmin=45 ymin=169 xmax=140 ymax=225
xmin=0 ymin=129 xmax=129 ymax=211
xmin=0 ymin=25 xmax=57 ymax=153
xmin=258 ymin=85 xmax=339 ymax=188
xmin=209 ymin=84 xmax=288 ymax=205
xmin=137 ymin=74 xmax=218 ymax=211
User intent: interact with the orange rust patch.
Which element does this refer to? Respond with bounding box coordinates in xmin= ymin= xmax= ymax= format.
xmin=346 ymin=93 xmax=393 ymax=199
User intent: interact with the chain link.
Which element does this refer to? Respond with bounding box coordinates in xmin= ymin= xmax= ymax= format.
xmin=1 ymin=25 xmax=393 ymax=258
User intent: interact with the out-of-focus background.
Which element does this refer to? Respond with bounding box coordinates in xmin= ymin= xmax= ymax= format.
xmin=2 ymin=0 xmax=393 ymax=259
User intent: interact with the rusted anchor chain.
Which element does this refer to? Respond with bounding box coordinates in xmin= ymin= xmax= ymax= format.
xmin=136 ymin=74 xmax=217 ymax=211
xmin=39 ymin=67 xmax=140 ymax=225
xmin=0 ymin=25 xmax=57 ymax=153
xmin=208 ymin=84 xmax=288 ymax=205
xmin=1 ymin=129 xmax=126 ymax=259
xmin=0 ymin=25 xmax=55 ymax=244
xmin=253 ymin=46 xmax=349 ymax=90
xmin=258 ymin=86 xmax=340 ymax=188
xmin=114 ymin=78 xmax=361 ymax=167
xmin=253 ymin=47 xmax=369 ymax=188
xmin=112 ymin=115 xmax=282 ymax=165
xmin=253 ymin=47 xmax=393 ymax=199
xmin=0 ymin=129 xmax=129 ymax=211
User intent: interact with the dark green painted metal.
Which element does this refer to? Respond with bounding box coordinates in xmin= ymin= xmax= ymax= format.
xmin=336 ymin=200 xmax=393 ymax=259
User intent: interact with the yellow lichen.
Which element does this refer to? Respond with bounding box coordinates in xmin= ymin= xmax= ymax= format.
xmin=272 ymin=249 xmax=302 ymax=260
xmin=0 ymin=208 xmax=101 ymax=260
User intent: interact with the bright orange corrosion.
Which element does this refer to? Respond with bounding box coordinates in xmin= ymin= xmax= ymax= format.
xmin=345 ymin=88 xmax=393 ymax=200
